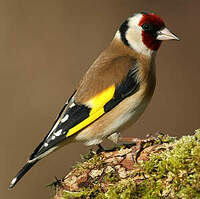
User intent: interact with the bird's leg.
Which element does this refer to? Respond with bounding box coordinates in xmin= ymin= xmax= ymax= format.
xmin=107 ymin=132 xmax=136 ymax=149
xmin=107 ymin=132 xmax=121 ymax=144
xmin=96 ymin=143 xmax=120 ymax=153
xmin=108 ymin=132 xmax=150 ymax=147
xmin=119 ymin=137 xmax=142 ymax=143
xmin=96 ymin=132 xmax=122 ymax=153
xmin=100 ymin=132 xmax=155 ymax=159
xmin=108 ymin=132 xmax=151 ymax=145
xmin=118 ymin=133 xmax=154 ymax=145
xmin=96 ymin=144 xmax=105 ymax=154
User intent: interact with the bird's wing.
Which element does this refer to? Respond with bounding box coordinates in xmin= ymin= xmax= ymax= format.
xmin=28 ymin=90 xmax=77 ymax=160
xmin=29 ymin=57 xmax=140 ymax=161
xmin=9 ymin=56 xmax=140 ymax=189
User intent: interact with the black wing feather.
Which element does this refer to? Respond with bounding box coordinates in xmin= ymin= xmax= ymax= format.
xmin=29 ymin=90 xmax=76 ymax=160
xmin=56 ymin=104 xmax=90 ymax=133
xmin=104 ymin=65 xmax=139 ymax=112
xmin=35 ymin=103 xmax=90 ymax=157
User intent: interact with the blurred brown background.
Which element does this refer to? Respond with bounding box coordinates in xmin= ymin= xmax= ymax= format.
xmin=1 ymin=0 xmax=199 ymax=198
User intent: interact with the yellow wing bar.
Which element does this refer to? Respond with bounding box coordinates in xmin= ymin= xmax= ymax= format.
xmin=66 ymin=85 xmax=115 ymax=137
xmin=67 ymin=108 xmax=104 ymax=137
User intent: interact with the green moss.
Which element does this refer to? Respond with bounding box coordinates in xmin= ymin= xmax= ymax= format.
xmin=74 ymin=153 xmax=104 ymax=174
xmin=104 ymin=170 xmax=119 ymax=183
xmin=138 ymin=130 xmax=200 ymax=198
xmin=62 ymin=186 xmax=106 ymax=199
xmin=105 ymin=179 xmax=137 ymax=199
xmin=58 ymin=129 xmax=200 ymax=199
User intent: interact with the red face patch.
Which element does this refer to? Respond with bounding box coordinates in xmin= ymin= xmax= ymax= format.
xmin=139 ymin=13 xmax=165 ymax=51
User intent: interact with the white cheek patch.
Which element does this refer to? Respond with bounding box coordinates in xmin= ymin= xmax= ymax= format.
xmin=127 ymin=15 xmax=153 ymax=56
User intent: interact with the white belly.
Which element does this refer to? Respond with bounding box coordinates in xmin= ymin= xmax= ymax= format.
xmin=106 ymin=101 xmax=148 ymax=134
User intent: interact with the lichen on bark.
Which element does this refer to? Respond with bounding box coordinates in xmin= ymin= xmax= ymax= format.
xmin=51 ymin=129 xmax=200 ymax=199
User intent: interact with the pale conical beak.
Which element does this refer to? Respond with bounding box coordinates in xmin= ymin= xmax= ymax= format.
xmin=156 ymin=27 xmax=180 ymax=41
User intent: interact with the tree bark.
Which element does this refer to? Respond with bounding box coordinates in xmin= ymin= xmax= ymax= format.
xmin=51 ymin=129 xmax=200 ymax=199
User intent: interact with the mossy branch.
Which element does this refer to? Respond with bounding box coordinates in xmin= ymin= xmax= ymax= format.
xmin=51 ymin=129 xmax=200 ymax=199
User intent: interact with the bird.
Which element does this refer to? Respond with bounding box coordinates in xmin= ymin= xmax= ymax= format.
xmin=9 ymin=12 xmax=179 ymax=189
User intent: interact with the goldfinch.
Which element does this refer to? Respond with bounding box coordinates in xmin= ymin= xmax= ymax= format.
xmin=9 ymin=12 xmax=179 ymax=189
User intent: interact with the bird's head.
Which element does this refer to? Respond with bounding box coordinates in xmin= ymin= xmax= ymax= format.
xmin=117 ymin=12 xmax=180 ymax=56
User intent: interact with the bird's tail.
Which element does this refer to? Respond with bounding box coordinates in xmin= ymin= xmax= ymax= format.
xmin=9 ymin=160 xmax=38 ymax=189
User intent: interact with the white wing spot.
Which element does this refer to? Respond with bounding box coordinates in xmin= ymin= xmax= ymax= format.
xmin=51 ymin=135 xmax=56 ymax=140
xmin=69 ymin=103 xmax=75 ymax=108
xmin=44 ymin=143 xmax=48 ymax=147
xmin=47 ymin=120 xmax=59 ymax=139
xmin=10 ymin=177 xmax=17 ymax=186
xmin=54 ymin=129 xmax=62 ymax=136
xmin=61 ymin=114 xmax=69 ymax=123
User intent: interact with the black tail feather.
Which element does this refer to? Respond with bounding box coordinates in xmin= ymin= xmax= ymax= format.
xmin=9 ymin=160 xmax=38 ymax=189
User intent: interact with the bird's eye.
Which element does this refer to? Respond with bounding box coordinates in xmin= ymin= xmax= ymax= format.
xmin=142 ymin=23 xmax=152 ymax=31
